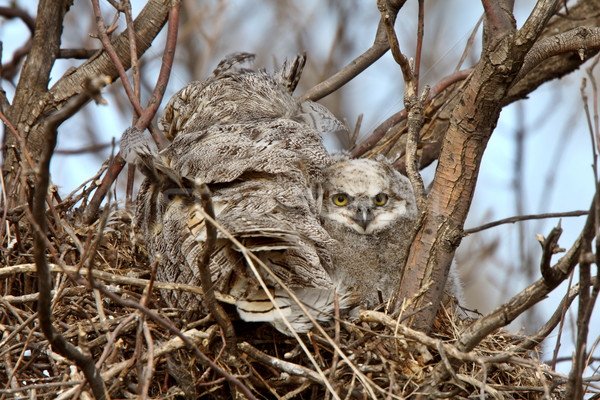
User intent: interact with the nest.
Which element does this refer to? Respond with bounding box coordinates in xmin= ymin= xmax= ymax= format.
xmin=1 ymin=198 xmax=569 ymax=399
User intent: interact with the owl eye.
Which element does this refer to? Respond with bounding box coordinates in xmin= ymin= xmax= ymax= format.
xmin=373 ymin=193 xmax=388 ymax=206
xmin=332 ymin=193 xmax=349 ymax=206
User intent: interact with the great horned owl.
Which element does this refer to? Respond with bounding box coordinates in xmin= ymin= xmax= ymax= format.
xmin=319 ymin=155 xmax=418 ymax=309
xmin=159 ymin=52 xmax=346 ymax=141
xmin=132 ymin=53 xmax=351 ymax=334
xmin=320 ymin=155 xmax=463 ymax=309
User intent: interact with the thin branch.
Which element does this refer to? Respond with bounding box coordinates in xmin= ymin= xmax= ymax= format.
xmin=193 ymin=184 xmax=237 ymax=348
xmin=299 ymin=1 xmax=407 ymax=102
xmin=32 ymin=77 xmax=110 ymax=400
xmin=414 ymin=0 xmax=424 ymax=90
xmin=510 ymin=277 xmax=595 ymax=353
xmin=85 ymin=0 xmax=180 ymax=223
xmin=455 ymin=14 xmax=483 ymax=72
xmin=54 ymin=142 xmax=113 ymax=155
xmin=463 ymin=210 xmax=587 ymax=234
xmin=458 ymin=194 xmax=597 ymax=353
xmin=350 ymin=68 xmax=471 ymax=159
xmin=239 ymin=342 xmax=324 ymax=384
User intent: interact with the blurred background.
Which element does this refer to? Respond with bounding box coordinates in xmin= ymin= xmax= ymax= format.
xmin=1 ymin=0 xmax=598 ymax=376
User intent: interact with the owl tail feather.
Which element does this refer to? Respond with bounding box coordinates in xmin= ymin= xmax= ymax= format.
xmin=236 ymin=287 xmax=352 ymax=335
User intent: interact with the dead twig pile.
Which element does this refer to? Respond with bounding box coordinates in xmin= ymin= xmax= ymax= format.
xmin=0 ymin=195 xmax=578 ymax=399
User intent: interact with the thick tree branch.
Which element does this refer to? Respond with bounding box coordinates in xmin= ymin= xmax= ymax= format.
xmin=393 ymin=0 xmax=559 ymax=332
xmin=2 ymin=0 xmax=170 ymax=187
xmin=514 ymin=26 xmax=600 ymax=84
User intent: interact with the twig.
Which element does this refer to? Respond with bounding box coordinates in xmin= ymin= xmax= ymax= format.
xmin=377 ymin=0 xmax=427 ymax=209
xmin=350 ymin=68 xmax=471 ymax=159
xmin=85 ymin=0 xmax=180 ymax=223
xmin=463 ymin=210 xmax=588 ymax=234
xmin=1 ymin=263 xmax=236 ymax=305
xmin=239 ymin=342 xmax=324 ymax=384
xmin=538 ymin=222 xmax=564 ymax=284
xmin=31 ymin=77 xmax=110 ymax=400
xmin=193 ymin=184 xmax=237 ymax=348
xmin=299 ymin=0 xmax=407 ymax=102
xmin=414 ymin=0 xmax=424 ymax=91
xmin=54 ymin=142 xmax=113 ymax=155
xmin=455 ymin=14 xmax=483 ymax=72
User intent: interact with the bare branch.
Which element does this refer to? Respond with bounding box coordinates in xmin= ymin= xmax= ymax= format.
xmin=85 ymin=0 xmax=181 ymax=223
xmin=32 ymin=77 xmax=110 ymax=400
xmin=463 ymin=210 xmax=587 ymax=234
xmin=299 ymin=0 xmax=407 ymax=102
xmin=515 ymin=27 xmax=600 ymax=85
xmin=510 ymin=277 xmax=596 ymax=354
xmin=193 ymin=184 xmax=237 ymax=348
xmin=458 ymin=194 xmax=597 ymax=352
xmin=539 ymin=223 xmax=564 ymax=285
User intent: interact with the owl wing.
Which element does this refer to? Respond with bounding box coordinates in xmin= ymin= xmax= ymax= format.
xmin=134 ymin=120 xmax=343 ymax=333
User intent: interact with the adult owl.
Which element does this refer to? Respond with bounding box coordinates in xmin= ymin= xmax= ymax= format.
xmin=320 ymin=155 xmax=462 ymax=309
xmin=131 ymin=53 xmax=351 ymax=334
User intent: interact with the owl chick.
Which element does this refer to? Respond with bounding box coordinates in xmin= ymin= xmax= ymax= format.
xmin=320 ymin=155 xmax=463 ymax=309
xmin=320 ymin=155 xmax=418 ymax=309
xmin=134 ymin=53 xmax=352 ymax=335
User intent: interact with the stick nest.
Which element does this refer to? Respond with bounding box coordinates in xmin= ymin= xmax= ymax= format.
xmin=1 ymin=201 xmax=567 ymax=399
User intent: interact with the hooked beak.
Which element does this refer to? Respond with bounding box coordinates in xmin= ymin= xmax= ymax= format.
xmin=352 ymin=207 xmax=373 ymax=230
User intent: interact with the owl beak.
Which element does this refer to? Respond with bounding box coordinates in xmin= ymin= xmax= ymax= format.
xmin=352 ymin=207 xmax=373 ymax=231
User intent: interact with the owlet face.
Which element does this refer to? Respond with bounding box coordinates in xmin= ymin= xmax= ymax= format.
xmin=321 ymin=157 xmax=417 ymax=235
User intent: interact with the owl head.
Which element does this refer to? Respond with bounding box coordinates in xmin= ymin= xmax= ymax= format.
xmin=320 ymin=155 xmax=417 ymax=235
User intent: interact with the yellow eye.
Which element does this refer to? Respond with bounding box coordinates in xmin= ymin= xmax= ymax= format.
xmin=374 ymin=193 xmax=388 ymax=206
xmin=332 ymin=193 xmax=348 ymax=206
